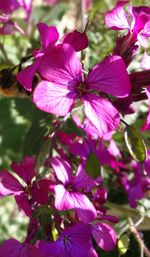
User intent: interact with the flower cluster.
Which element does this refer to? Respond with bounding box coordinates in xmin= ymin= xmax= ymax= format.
xmin=0 ymin=0 xmax=150 ymax=256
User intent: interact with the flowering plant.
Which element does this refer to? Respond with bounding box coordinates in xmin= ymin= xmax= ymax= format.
xmin=0 ymin=1 xmax=150 ymax=256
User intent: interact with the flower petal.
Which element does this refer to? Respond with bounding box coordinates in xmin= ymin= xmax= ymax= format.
xmin=33 ymin=81 xmax=76 ymax=116
xmin=74 ymin=163 xmax=95 ymax=189
xmin=85 ymin=55 xmax=131 ymax=97
xmin=92 ymin=223 xmax=117 ymax=251
xmin=62 ymin=30 xmax=88 ymax=51
xmin=83 ymin=93 xmax=120 ymax=137
xmin=38 ymin=44 xmax=82 ymax=85
xmin=17 ymin=59 xmax=40 ymax=91
xmin=37 ymin=23 xmax=59 ymax=50
xmin=11 ymin=156 xmax=35 ymax=185
xmin=105 ymin=1 xmax=130 ymax=30
xmin=0 ymin=170 xmax=23 ymax=193
xmin=51 ymin=157 xmax=72 ymax=183
xmin=15 ymin=192 xmax=32 ymax=216
xmin=54 ymin=185 xmax=97 ymax=222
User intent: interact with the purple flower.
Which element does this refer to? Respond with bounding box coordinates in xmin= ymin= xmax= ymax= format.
xmin=0 ymin=238 xmax=44 ymax=257
xmin=17 ymin=24 xmax=88 ymax=91
xmin=33 ymin=44 xmax=130 ymax=137
xmin=51 ymin=157 xmax=97 ymax=223
xmin=39 ymin=223 xmax=92 ymax=257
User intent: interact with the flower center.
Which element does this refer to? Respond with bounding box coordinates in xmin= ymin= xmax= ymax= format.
xmin=65 ymin=182 xmax=75 ymax=192
xmin=76 ymin=82 xmax=87 ymax=97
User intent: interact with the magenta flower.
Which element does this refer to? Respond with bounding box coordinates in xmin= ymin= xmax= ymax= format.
xmin=39 ymin=223 xmax=92 ymax=257
xmin=105 ymin=1 xmax=150 ymax=48
xmin=51 ymin=157 xmax=97 ymax=223
xmin=17 ymin=23 xmax=88 ymax=91
xmin=0 ymin=157 xmax=51 ymax=216
xmin=0 ymin=239 xmax=44 ymax=257
xmin=33 ymin=44 xmax=130 ymax=137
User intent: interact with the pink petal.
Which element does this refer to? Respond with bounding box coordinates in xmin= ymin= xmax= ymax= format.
xmin=51 ymin=157 xmax=72 ymax=183
xmin=83 ymin=93 xmax=120 ymax=137
xmin=33 ymin=81 xmax=76 ymax=115
xmin=74 ymin=163 xmax=95 ymax=189
xmin=105 ymin=1 xmax=130 ymax=30
xmin=37 ymin=23 xmax=59 ymax=50
xmin=0 ymin=0 xmax=20 ymax=14
xmin=141 ymin=111 xmax=150 ymax=131
xmin=0 ymin=239 xmax=44 ymax=257
xmin=17 ymin=59 xmax=40 ymax=91
xmin=85 ymin=55 xmax=131 ymax=97
xmin=92 ymin=223 xmax=117 ymax=251
xmin=11 ymin=156 xmax=35 ymax=185
xmin=0 ymin=239 xmax=22 ymax=256
xmin=0 ymin=170 xmax=23 ymax=193
xmin=15 ymin=192 xmax=32 ymax=216
xmin=141 ymin=51 xmax=150 ymax=69
xmin=62 ymin=30 xmax=88 ymax=51
xmin=38 ymin=44 xmax=82 ymax=85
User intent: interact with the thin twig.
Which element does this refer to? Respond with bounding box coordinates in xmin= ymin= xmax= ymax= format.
xmin=128 ymin=217 xmax=150 ymax=257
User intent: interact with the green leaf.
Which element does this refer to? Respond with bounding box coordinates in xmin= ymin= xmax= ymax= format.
xmin=118 ymin=234 xmax=130 ymax=255
xmin=124 ymin=124 xmax=146 ymax=162
xmin=85 ymin=152 xmax=100 ymax=178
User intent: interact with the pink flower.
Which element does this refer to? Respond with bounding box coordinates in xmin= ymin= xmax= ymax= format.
xmin=17 ymin=23 xmax=88 ymax=91
xmin=105 ymin=1 xmax=150 ymax=48
xmin=33 ymin=44 xmax=130 ymax=137
xmin=51 ymin=157 xmax=97 ymax=223
xmin=39 ymin=223 xmax=92 ymax=257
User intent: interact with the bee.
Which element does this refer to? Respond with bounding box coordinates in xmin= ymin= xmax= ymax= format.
xmin=0 ymin=67 xmax=40 ymax=97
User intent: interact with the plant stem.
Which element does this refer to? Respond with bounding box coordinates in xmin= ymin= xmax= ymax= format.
xmin=128 ymin=217 xmax=150 ymax=257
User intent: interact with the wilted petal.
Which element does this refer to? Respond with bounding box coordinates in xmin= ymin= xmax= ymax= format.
xmin=11 ymin=156 xmax=35 ymax=185
xmin=62 ymin=30 xmax=88 ymax=51
xmin=51 ymin=157 xmax=72 ymax=183
xmin=92 ymin=223 xmax=117 ymax=251
xmin=33 ymin=81 xmax=76 ymax=115
xmin=37 ymin=23 xmax=59 ymax=50
xmin=83 ymin=94 xmax=120 ymax=137
xmin=85 ymin=55 xmax=130 ymax=97
xmin=105 ymin=1 xmax=130 ymax=30
xmin=38 ymin=44 xmax=82 ymax=85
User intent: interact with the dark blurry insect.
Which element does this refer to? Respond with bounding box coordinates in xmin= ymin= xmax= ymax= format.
xmin=0 ymin=55 xmax=39 ymax=97
xmin=0 ymin=67 xmax=29 ymax=97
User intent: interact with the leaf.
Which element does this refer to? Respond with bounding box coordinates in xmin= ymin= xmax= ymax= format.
xmin=118 ymin=234 xmax=130 ymax=255
xmin=124 ymin=124 xmax=147 ymax=162
xmin=85 ymin=152 xmax=100 ymax=178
